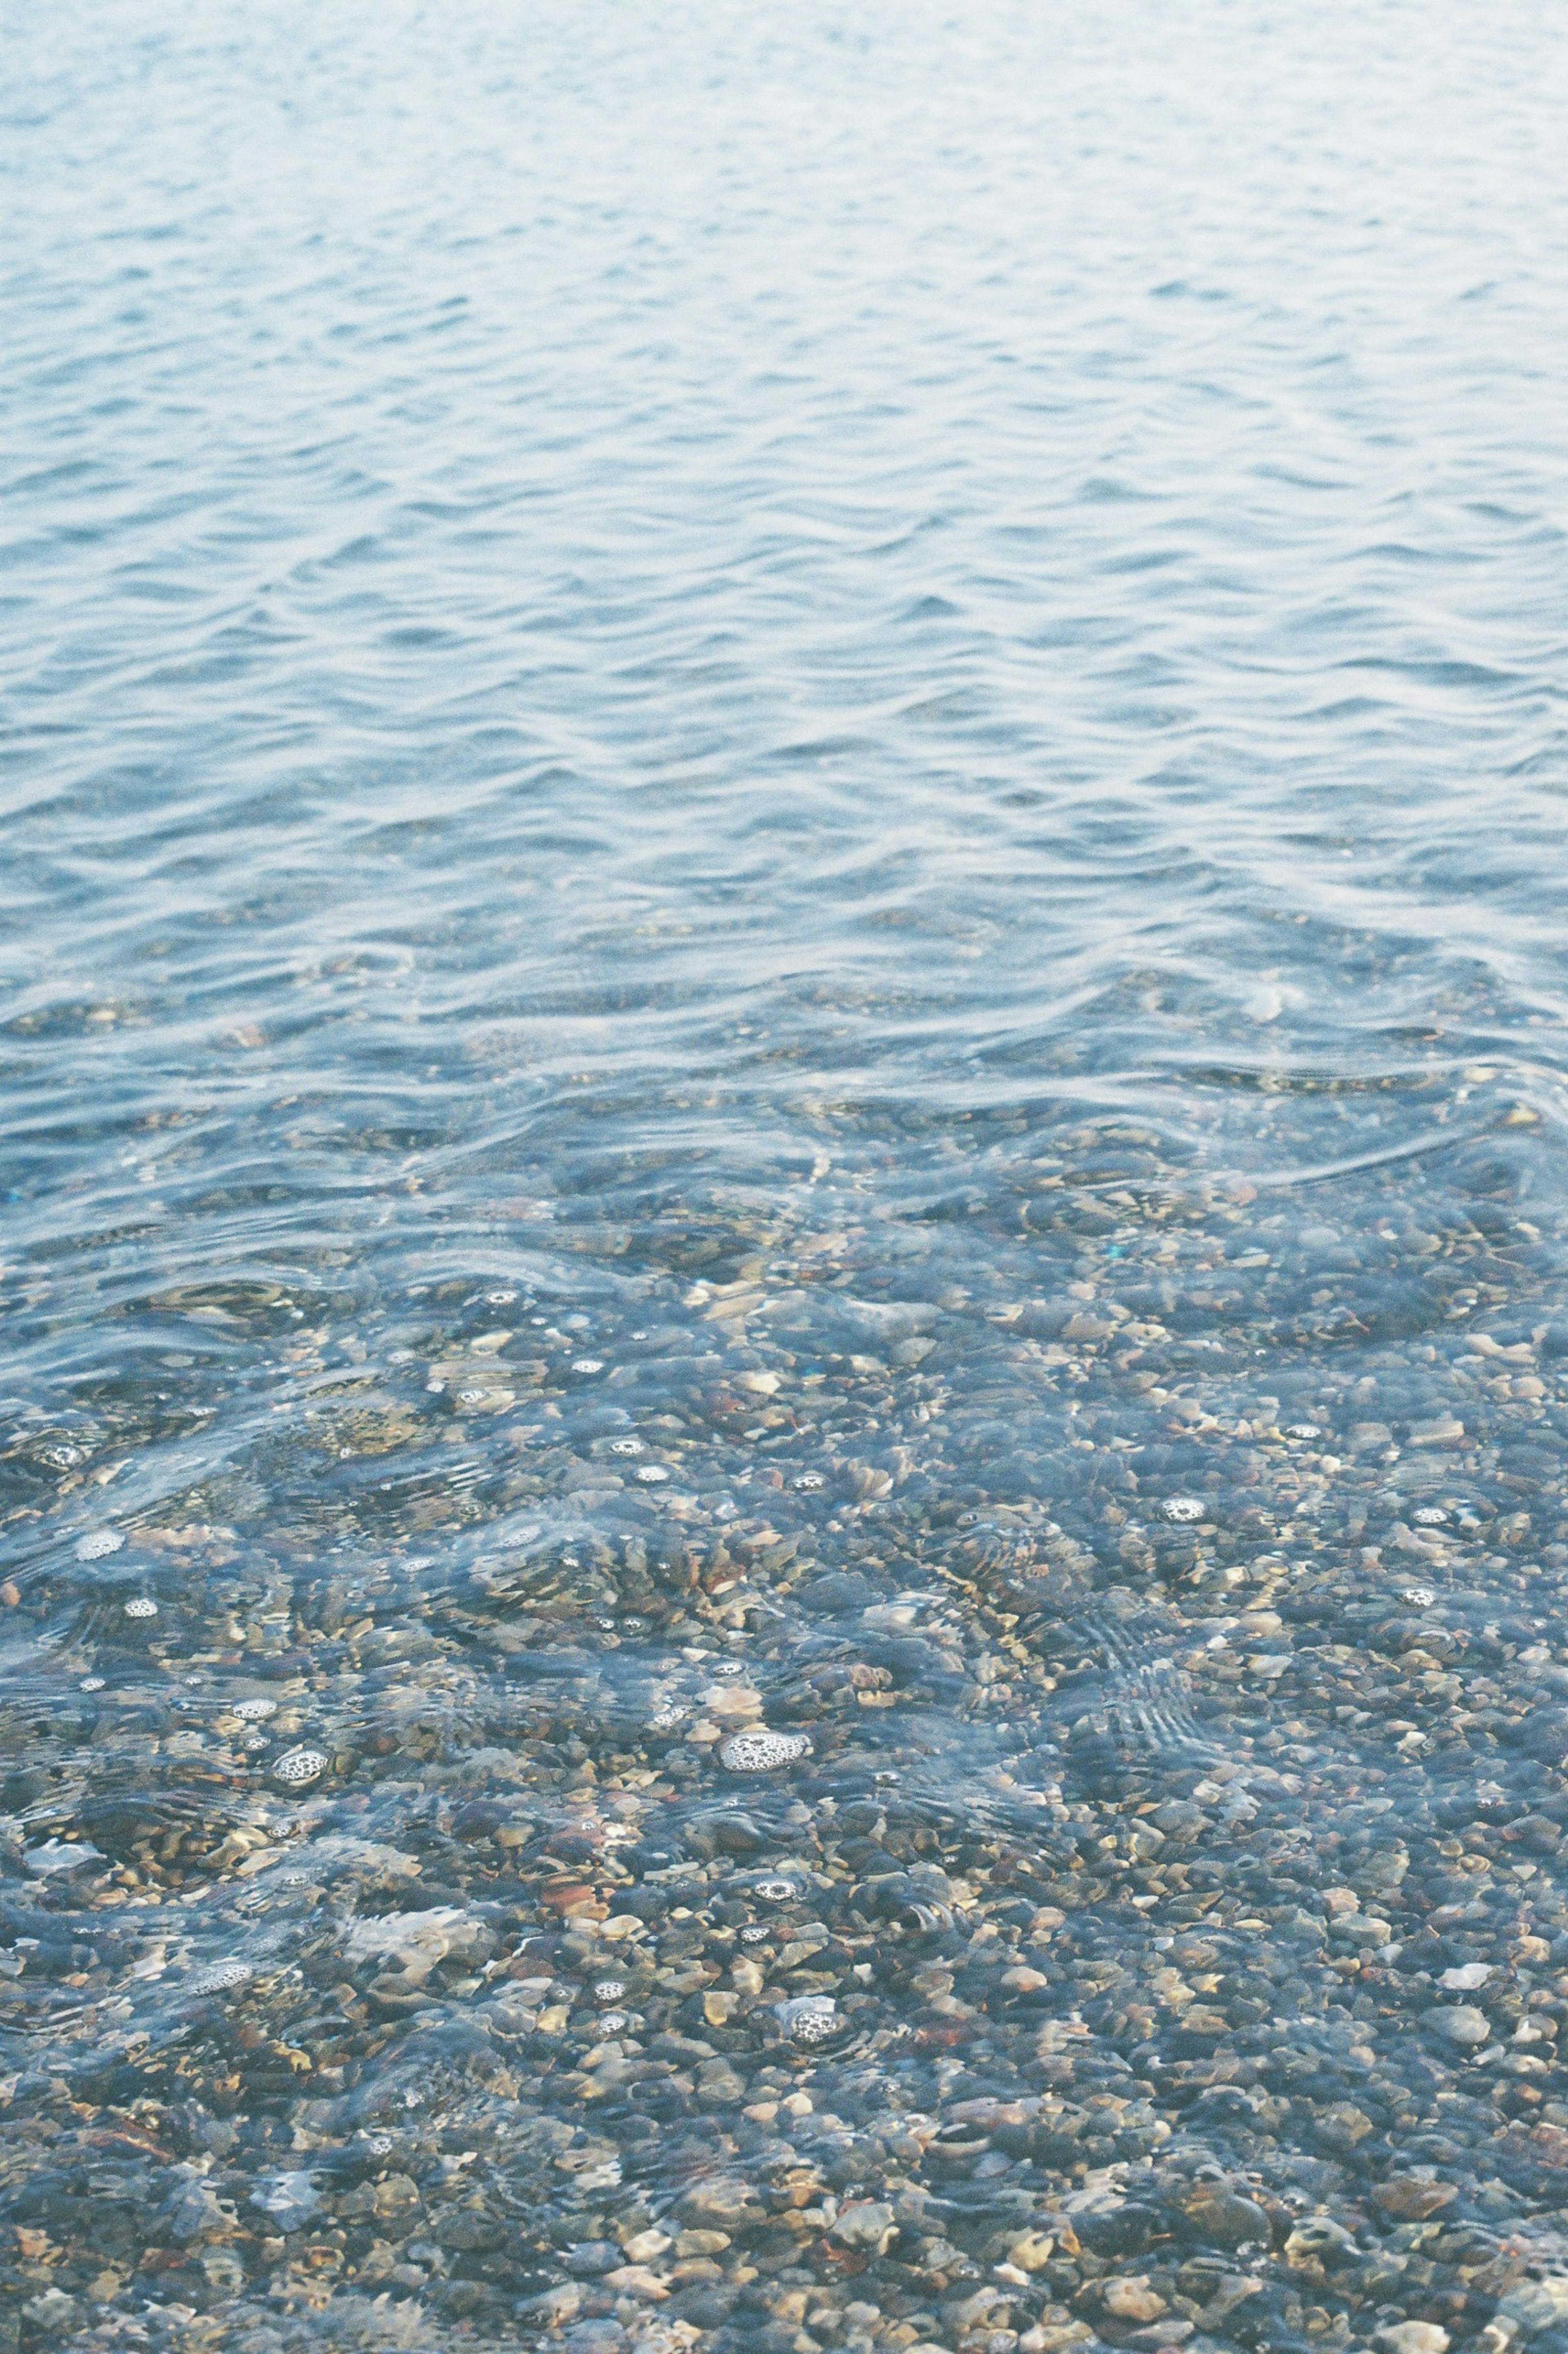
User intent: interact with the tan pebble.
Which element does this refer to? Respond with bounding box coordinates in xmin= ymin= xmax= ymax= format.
xmin=1102 ymin=2279 xmax=1167 ymax=2323
xmin=604 ymin=2264 xmax=668 ymax=2298
xmin=704 ymin=1684 xmax=763 ymax=1719
xmin=1376 ymin=2326 xmax=1450 ymax=2354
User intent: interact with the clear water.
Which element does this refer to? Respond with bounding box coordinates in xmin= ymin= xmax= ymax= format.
xmin=6 ymin=1 xmax=1568 ymax=2343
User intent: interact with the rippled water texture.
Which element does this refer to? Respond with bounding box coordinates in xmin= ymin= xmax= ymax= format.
xmin=6 ymin=4 xmax=1568 ymax=2351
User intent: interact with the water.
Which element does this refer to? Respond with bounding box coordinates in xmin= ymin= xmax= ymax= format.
xmin=6 ymin=2 xmax=1568 ymax=2345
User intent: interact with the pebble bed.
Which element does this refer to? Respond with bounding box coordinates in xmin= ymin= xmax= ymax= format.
xmin=6 ymin=1124 xmax=1568 ymax=2354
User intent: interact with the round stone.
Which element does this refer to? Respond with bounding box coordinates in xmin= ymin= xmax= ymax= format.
xmin=1428 ymin=2004 xmax=1490 ymax=2047
xmin=190 ymin=1960 xmax=254 ymax=1995
xmin=272 ymin=1746 xmax=328 ymax=1788
xmin=777 ymin=1994 xmax=837 ymax=2044
xmin=718 ymin=1730 xmax=811 ymax=1773
xmin=1376 ymin=2325 xmax=1451 ymax=2354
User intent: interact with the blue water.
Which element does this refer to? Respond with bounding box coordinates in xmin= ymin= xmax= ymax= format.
xmin=6 ymin=3 xmax=1568 ymax=2345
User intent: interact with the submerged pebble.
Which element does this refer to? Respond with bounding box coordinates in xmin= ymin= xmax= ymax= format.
xmin=777 ymin=1993 xmax=839 ymax=2044
xmin=717 ymin=1728 xmax=811 ymax=1771
xmin=188 ymin=1959 xmax=255 ymax=1995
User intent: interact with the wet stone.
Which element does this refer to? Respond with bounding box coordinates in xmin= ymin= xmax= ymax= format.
xmin=718 ymin=1728 xmax=812 ymax=1772
xmin=1426 ymin=2004 xmax=1491 ymax=2047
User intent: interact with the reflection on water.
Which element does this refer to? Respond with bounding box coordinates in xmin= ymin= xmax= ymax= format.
xmin=5 ymin=2 xmax=1568 ymax=2349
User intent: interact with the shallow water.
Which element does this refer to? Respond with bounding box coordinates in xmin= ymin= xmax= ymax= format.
xmin=6 ymin=4 xmax=1568 ymax=2350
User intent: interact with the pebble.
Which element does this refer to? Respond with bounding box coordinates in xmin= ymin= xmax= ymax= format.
xmin=249 ymin=2171 xmax=323 ymax=2232
xmin=717 ymin=1728 xmax=811 ymax=1771
xmin=1427 ymin=2003 xmax=1491 ymax=2047
xmin=1376 ymin=2327 xmax=1451 ymax=2354
xmin=1439 ymin=1961 xmax=1492 ymax=1991
xmin=188 ymin=1960 xmax=255 ymax=1995
xmin=777 ymin=1994 xmax=838 ymax=2043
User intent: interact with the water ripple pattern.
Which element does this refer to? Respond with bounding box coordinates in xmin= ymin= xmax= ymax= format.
xmin=4 ymin=4 xmax=1568 ymax=2352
